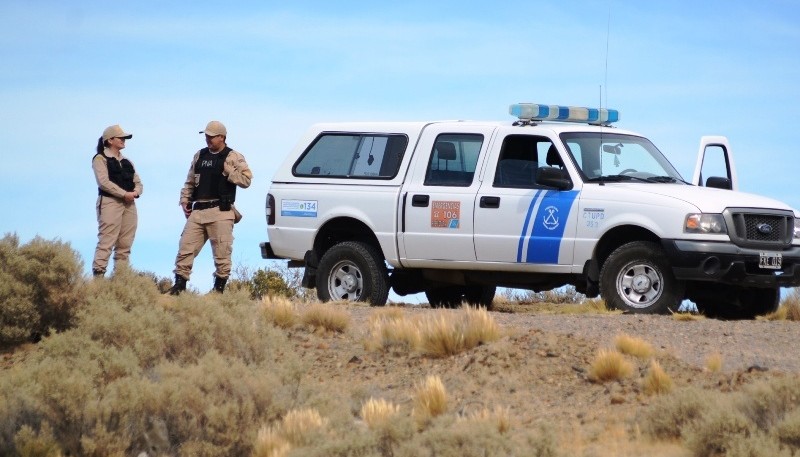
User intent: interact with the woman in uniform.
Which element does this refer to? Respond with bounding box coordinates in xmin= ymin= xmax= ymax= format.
xmin=91 ymin=124 xmax=143 ymax=277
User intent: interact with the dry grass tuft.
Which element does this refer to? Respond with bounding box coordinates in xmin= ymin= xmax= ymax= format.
xmin=465 ymin=405 xmax=512 ymax=434
xmin=260 ymin=295 xmax=298 ymax=329
xmin=588 ymin=349 xmax=634 ymax=382
xmin=672 ymin=311 xmax=705 ymax=321
xmin=705 ymin=352 xmax=723 ymax=373
xmin=417 ymin=307 xmax=502 ymax=357
xmin=278 ymin=408 xmax=328 ymax=446
xmin=413 ymin=375 xmax=448 ymax=424
xmin=461 ymin=306 xmax=501 ymax=349
xmin=360 ymin=397 xmax=401 ymax=430
xmin=643 ymin=360 xmax=674 ymax=395
xmin=614 ymin=333 xmax=654 ymax=359
xmin=764 ymin=290 xmax=800 ymax=321
xmin=300 ymin=303 xmax=349 ymax=333
xmin=252 ymin=426 xmax=291 ymax=457
xmin=364 ymin=309 xmax=420 ymax=352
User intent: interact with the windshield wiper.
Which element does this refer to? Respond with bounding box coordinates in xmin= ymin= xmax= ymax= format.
xmin=586 ymin=174 xmax=650 ymax=183
xmin=645 ymin=175 xmax=689 ymax=184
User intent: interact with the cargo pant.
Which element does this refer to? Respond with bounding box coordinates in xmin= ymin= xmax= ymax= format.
xmin=92 ymin=195 xmax=138 ymax=274
xmin=173 ymin=206 xmax=235 ymax=280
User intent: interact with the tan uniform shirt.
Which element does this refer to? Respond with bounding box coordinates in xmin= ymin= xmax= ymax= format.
xmin=92 ymin=148 xmax=144 ymax=198
xmin=179 ymin=148 xmax=252 ymax=206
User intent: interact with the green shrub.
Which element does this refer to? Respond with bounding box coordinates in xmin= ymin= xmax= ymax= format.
xmin=250 ymin=268 xmax=296 ymax=300
xmin=0 ymin=286 xmax=305 ymax=456
xmin=0 ymin=233 xmax=85 ymax=347
xmin=641 ymin=387 xmax=716 ymax=440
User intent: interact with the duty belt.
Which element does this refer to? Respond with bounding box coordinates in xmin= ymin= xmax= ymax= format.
xmin=192 ymin=200 xmax=220 ymax=211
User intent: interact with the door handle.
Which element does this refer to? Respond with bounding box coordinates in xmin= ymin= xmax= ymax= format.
xmin=480 ymin=196 xmax=500 ymax=208
xmin=411 ymin=194 xmax=430 ymax=207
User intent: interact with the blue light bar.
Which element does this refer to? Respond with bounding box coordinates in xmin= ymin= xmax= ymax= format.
xmin=509 ymin=103 xmax=619 ymax=125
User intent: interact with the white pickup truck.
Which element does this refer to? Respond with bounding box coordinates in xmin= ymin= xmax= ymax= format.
xmin=261 ymin=103 xmax=800 ymax=318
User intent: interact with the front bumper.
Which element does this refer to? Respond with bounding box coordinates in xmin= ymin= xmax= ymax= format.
xmin=662 ymin=239 xmax=800 ymax=288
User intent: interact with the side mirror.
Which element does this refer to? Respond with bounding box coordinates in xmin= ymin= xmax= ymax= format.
xmin=536 ymin=167 xmax=571 ymax=190
xmin=705 ymin=176 xmax=732 ymax=190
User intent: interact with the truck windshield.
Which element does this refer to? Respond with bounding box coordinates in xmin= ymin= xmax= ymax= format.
xmin=560 ymin=132 xmax=686 ymax=184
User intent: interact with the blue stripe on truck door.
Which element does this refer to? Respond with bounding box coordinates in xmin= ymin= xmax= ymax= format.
xmin=517 ymin=190 xmax=579 ymax=264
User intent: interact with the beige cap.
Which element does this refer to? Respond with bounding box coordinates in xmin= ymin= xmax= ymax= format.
xmin=102 ymin=125 xmax=132 ymax=141
xmin=200 ymin=120 xmax=227 ymax=137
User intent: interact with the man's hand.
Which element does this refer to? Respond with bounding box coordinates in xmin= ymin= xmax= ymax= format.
xmin=182 ymin=202 xmax=192 ymax=218
xmin=123 ymin=192 xmax=137 ymax=203
xmin=223 ymin=159 xmax=235 ymax=178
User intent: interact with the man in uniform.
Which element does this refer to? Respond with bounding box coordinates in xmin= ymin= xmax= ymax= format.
xmin=168 ymin=120 xmax=253 ymax=295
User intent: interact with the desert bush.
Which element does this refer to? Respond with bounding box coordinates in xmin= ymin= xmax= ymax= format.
xmin=301 ymin=302 xmax=349 ymax=333
xmin=229 ymin=264 xmax=299 ymax=300
xmin=613 ymin=333 xmax=654 ymax=359
xmin=737 ymin=376 xmax=800 ymax=431
xmin=0 ymin=285 xmax=304 ymax=457
xmin=587 ymin=349 xmax=633 ymax=382
xmin=134 ymin=269 xmax=173 ymax=294
xmin=502 ymin=285 xmax=585 ymax=304
xmin=0 ymin=233 xmax=85 ymax=347
xmin=685 ymin=409 xmax=755 ymax=457
xmin=641 ymin=387 xmax=716 ymax=440
xmin=643 ymin=360 xmax=673 ymax=396
xmin=775 ymin=408 xmax=800 ymax=449
xmin=393 ymin=414 xmax=535 ymax=457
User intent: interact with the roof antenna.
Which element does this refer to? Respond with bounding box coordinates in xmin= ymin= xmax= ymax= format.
xmin=603 ymin=1 xmax=611 ymax=109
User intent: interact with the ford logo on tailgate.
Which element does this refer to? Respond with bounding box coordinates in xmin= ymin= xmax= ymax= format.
xmin=757 ymin=223 xmax=773 ymax=235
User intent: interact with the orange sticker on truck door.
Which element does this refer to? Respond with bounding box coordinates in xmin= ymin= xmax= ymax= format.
xmin=431 ymin=200 xmax=460 ymax=228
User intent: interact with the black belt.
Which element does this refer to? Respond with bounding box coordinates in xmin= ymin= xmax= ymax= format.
xmin=192 ymin=201 xmax=220 ymax=210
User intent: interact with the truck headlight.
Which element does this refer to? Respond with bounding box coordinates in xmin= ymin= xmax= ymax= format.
xmin=795 ymin=218 xmax=800 ymax=239
xmin=684 ymin=213 xmax=727 ymax=234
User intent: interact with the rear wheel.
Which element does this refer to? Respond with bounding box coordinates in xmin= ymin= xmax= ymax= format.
xmin=425 ymin=285 xmax=496 ymax=310
xmin=600 ymin=241 xmax=683 ymax=314
xmin=316 ymin=241 xmax=389 ymax=306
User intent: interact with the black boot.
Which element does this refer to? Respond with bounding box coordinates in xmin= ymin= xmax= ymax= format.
xmin=92 ymin=269 xmax=104 ymax=278
xmin=213 ymin=276 xmax=228 ymax=293
xmin=168 ymin=275 xmax=187 ymax=295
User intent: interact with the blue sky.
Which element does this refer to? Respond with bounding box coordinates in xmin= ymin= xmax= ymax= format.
xmin=2 ymin=1 xmax=799 ymax=295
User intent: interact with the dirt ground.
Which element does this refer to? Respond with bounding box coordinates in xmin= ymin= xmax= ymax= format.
xmin=290 ymin=301 xmax=798 ymax=455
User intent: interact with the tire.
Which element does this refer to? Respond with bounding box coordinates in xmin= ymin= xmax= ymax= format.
xmin=698 ymin=286 xmax=779 ymax=320
xmin=316 ymin=241 xmax=389 ymax=306
xmin=425 ymin=287 xmax=463 ymax=309
xmin=425 ymin=285 xmax=496 ymax=310
xmin=600 ymin=241 xmax=683 ymax=314
xmin=464 ymin=285 xmax=496 ymax=310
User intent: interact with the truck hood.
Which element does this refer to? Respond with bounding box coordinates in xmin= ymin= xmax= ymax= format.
xmin=616 ymin=183 xmax=798 ymax=215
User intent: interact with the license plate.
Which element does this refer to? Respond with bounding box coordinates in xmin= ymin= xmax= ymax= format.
xmin=759 ymin=251 xmax=782 ymax=270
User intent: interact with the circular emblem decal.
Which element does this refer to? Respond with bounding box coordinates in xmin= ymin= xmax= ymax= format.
xmin=757 ymin=223 xmax=773 ymax=235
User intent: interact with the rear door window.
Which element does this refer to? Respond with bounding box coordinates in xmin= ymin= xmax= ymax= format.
xmin=294 ymin=133 xmax=408 ymax=178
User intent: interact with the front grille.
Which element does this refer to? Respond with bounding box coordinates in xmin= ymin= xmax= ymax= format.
xmin=725 ymin=208 xmax=794 ymax=249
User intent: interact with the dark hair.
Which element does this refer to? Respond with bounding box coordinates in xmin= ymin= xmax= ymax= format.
xmin=96 ymin=137 xmax=108 ymax=155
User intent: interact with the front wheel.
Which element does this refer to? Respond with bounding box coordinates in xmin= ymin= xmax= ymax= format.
xmin=316 ymin=241 xmax=389 ymax=306
xmin=600 ymin=241 xmax=683 ymax=314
